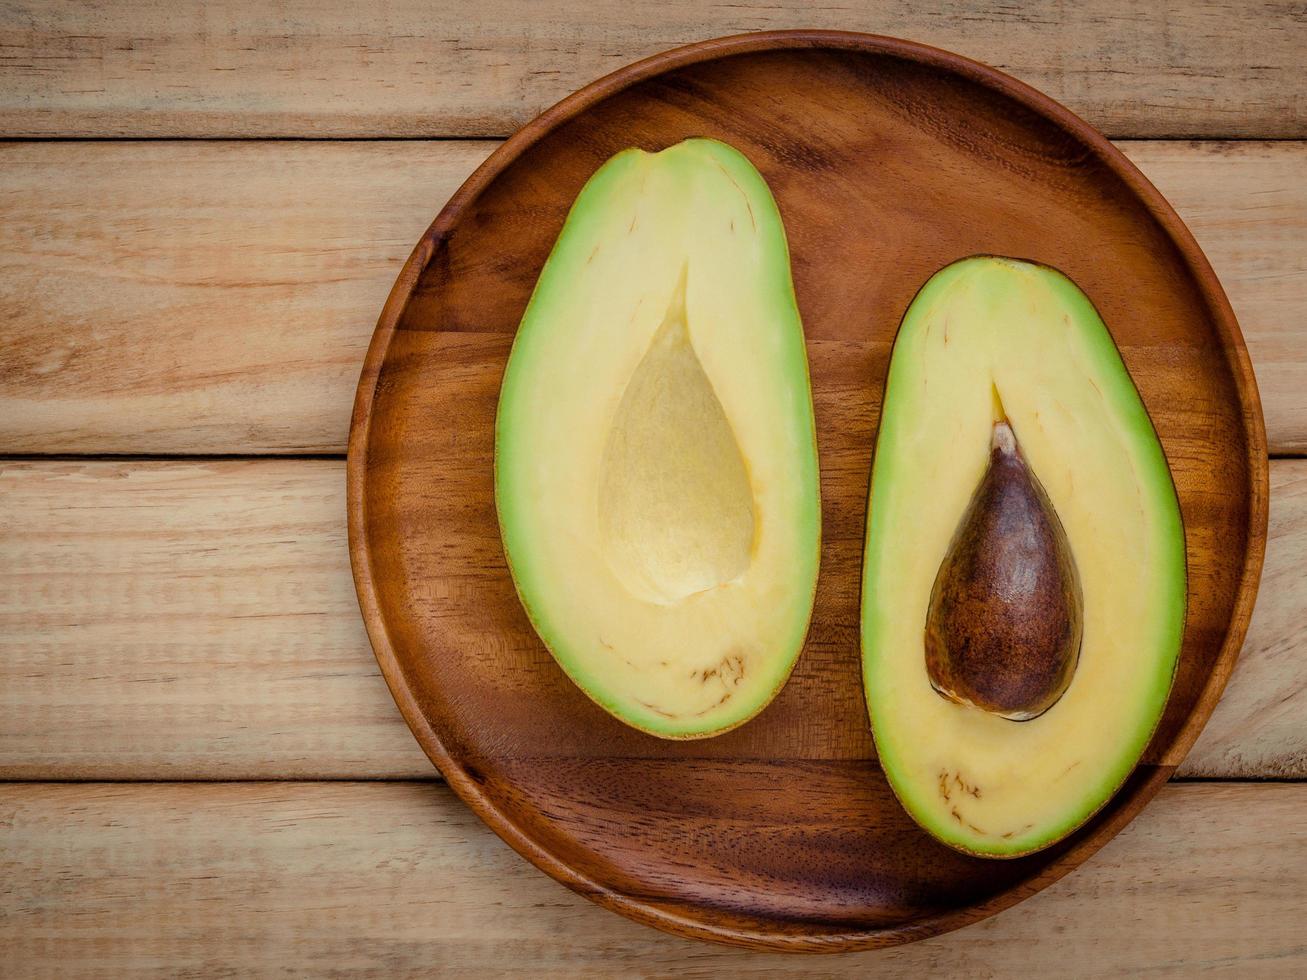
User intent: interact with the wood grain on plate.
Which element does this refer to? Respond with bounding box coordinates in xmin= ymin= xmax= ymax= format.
xmin=2 ymin=781 xmax=1305 ymax=977
xmin=0 ymin=458 xmax=1300 ymax=781
xmin=2 ymin=1 xmax=1304 ymax=138
xmin=348 ymin=35 xmax=1266 ymax=948
xmin=1 ymin=141 xmax=1304 ymax=455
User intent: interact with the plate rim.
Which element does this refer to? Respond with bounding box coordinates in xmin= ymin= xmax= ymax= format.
xmin=346 ymin=29 xmax=1270 ymax=952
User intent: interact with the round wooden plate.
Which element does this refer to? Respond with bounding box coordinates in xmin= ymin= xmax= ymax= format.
xmin=347 ymin=31 xmax=1268 ymax=951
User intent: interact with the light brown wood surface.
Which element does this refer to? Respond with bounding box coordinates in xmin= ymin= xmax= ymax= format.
xmin=2 ymin=0 xmax=1302 ymax=968
xmin=2 ymin=781 xmax=1304 ymax=977
xmin=2 ymin=140 xmax=1304 ymax=454
xmin=2 ymin=1 xmax=1304 ymax=138
xmin=1 ymin=457 xmax=1299 ymax=781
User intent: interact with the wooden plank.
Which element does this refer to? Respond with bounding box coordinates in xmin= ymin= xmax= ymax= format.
xmin=0 ymin=140 xmax=494 ymax=456
xmin=1 ymin=781 xmax=1304 ymax=975
xmin=0 ymin=458 xmax=429 ymax=780
xmin=1 ymin=140 xmax=1304 ymax=455
xmin=1125 ymin=142 xmax=1307 ymax=457
xmin=1 ymin=1 xmax=1304 ymax=139
xmin=0 ymin=458 xmax=1300 ymax=780
xmin=1186 ymin=460 xmax=1307 ymax=777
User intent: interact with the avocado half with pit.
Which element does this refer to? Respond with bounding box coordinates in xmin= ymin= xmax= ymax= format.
xmin=496 ymin=139 xmax=820 ymax=739
xmin=862 ymin=256 xmax=1186 ymax=857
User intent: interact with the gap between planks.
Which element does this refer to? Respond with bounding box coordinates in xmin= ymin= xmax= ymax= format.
xmin=2 ymin=453 xmax=1304 ymax=462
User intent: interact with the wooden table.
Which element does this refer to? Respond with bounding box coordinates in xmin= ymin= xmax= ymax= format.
xmin=1 ymin=3 xmax=1304 ymax=975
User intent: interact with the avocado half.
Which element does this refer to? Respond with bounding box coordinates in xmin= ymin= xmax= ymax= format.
xmin=496 ymin=139 xmax=820 ymax=739
xmin=861 ymin=256 xmax=1186 ymax=857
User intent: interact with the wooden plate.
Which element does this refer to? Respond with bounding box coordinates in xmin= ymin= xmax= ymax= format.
xmin=347 ymin=31 xmax=1268 ymax=951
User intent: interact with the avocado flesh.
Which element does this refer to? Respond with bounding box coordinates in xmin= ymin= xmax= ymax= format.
xmin=496 ymin=139 xmax=820 ymax=738
xmin=862 ymin=256 xmax=1186 ymax=856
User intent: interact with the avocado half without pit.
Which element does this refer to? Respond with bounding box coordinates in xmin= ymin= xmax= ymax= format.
xmin=495 ymin=139 xmax=821 ymax=738
xmin=862 ymin=256 xmax=1186 ymax=857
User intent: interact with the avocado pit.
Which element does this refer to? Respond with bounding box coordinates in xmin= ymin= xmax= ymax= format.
xmin=924 ymin=416 xmax=1084 ymax=721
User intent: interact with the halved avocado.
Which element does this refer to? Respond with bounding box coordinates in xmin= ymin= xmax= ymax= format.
xmin=862 ymin=256 xmax=1186 ymax=856
xmin=496 ymin=139 xmax=820 ymax=739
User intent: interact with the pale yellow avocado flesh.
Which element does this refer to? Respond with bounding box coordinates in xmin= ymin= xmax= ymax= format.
xmin=496 ymin=139 xmax=820 ymax=738
xmin=862 ymin=257 xmax=1186 ymax=856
